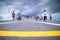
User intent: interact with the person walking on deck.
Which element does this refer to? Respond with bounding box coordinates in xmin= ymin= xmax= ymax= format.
xmin=49 ymin=14 xmax=52 ymax=20
xmin=39 ymin=16 xmax=43 ymax=21
xmin=17 ymin=13 xmax=21 ymax=21
xmin=34 ymin=16 xmax=39 ymax=20
xmin=42 ymin=9 xmax=47 ymax=21
xmin=12 ymin=11 xmax=15 ymax=21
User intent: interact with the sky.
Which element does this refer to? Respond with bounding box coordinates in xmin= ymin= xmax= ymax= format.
xmin=0 ymin=0 xmax=60 ymax=20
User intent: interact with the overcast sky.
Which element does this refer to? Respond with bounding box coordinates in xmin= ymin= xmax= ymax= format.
xmin=0 ymin=0 xmax=60 ymax=20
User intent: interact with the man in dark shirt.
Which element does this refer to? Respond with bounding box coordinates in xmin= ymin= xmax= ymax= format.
xmin=12 ymin=11 xmax=15 ymax=21
xmin=49 ymin=14 xmax=52 ymax=20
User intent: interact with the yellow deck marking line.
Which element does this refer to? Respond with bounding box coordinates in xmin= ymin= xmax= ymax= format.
xmin=0 ymin=31 xmax=60 ymax=37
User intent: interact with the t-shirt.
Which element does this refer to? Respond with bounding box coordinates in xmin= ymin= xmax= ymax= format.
xmin=43 ymin=12 xmax=47 ymax=16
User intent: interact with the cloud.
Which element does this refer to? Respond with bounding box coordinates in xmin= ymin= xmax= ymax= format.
xmin=0 ymin=1 xmax=7 ymax=6
xmin=38 ymin=0 xmax=49 ymax=6
xmin=21 ymin=6 xmax=34 ymax=15
xmin=0 ymin=0 xmax=60 ymax=20
xmin=47 ymin=0 xmax=60 ymax=13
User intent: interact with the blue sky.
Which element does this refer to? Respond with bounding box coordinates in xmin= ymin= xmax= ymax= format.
xmin=0 ymin=0 xmax=60 ymax=20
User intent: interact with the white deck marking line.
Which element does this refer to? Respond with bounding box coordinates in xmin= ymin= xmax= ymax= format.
xmin=38 ymin=22 xmax=60 ymax=26
xmin=29 ymin=21 xmax=60 ymax=26
xmin=0 ymin=21 xmax=60 ymax=26
xmin=0 ymin=21 xmax=23 ymax=24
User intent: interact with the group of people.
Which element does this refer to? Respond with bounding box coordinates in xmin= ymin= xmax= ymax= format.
xmin=12 ymin=9 xmax=52 ymax=21
xmin=12 ymin=11 xmax=21 ymax=21
xmin=34 ymin=9 xmax=52 ymax=21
